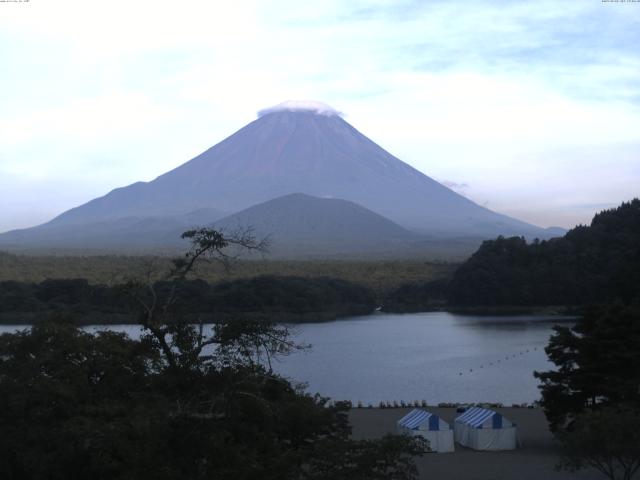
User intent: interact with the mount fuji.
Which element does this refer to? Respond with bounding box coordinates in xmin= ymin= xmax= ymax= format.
xmin=0 ymin=101 xmax=559 ymax=256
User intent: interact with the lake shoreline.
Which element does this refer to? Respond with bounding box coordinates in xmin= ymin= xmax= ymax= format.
xmin=0 ymin=309 xmax=371 ymax=326
xmin=383 ymin=304 xmax=582 ymax=316
xmin=0 ymin=306 xmax=580 ymax=325
xmin=2 ymin=312 xmax=570 ymax=405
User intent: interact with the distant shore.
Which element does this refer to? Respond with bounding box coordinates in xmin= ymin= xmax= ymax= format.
xmin=0 ymin=310 xmax=365 ymax=326
xmin=0 ymin=307 xmax=581 ymax=326
xmin=420 ymin=305 xmax=581 ymax=316
xmin=382 ymin=304 xmax=583 ymax=316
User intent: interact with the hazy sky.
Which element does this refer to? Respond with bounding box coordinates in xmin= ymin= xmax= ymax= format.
xmin=1 ymin=0 xmax=639 ymax=232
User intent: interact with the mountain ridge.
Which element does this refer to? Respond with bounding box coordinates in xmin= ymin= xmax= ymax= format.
xmin=208 ymin=193 xmax=421 ymax=257
xmin=0 ymin=104 xmax=561 ymax=254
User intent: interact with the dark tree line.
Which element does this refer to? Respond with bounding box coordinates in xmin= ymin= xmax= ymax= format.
xmin=448 ymin=199 xmax=640 ymax=306
xmin=382 ymin=279 xmax=449 ymax=312
xmin=0 ymin=275 xmax=376 ymax=323
xmin=385 ymin=199 xmax=640 ymax=310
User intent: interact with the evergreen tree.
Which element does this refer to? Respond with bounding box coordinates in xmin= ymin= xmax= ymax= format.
xmin=534 ymin=304 xmax=640 ymax=431
xmin=448 ymin=199 xmax=640 ymax=306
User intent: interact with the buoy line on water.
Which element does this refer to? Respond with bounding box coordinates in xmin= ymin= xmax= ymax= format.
xmin=456 ymin=346 xmax=541 ymax=376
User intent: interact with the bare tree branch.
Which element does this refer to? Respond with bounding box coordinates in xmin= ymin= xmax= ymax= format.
xmin=124 ymin=227 xmax=280 ymax=372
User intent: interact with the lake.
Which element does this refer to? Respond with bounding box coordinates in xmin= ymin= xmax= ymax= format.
xmin=0 ymin=312 xmax=572 ymax=405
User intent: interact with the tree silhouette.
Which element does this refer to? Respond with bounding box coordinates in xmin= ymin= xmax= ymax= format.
xmin=0 ymin=228 xmax=425 ymax=479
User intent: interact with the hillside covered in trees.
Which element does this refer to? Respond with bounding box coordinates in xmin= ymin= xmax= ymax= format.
xmin=447 ymin=199 xmax=640 ymax=306
xmin=384 ymin=199 xmax=640 ymax=310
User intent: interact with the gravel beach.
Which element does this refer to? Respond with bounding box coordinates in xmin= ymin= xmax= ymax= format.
xmin=349 ymin=407 xmax=603 ymax=480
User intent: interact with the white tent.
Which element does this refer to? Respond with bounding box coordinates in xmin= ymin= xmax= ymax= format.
xmin=454 ymin=407 xmax=517 ymax=451
xmin=396 ymin=409 xmax=454 ymax=453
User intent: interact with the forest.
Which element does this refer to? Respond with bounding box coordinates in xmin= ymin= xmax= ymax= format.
xmin=0 ymin=247 xmax=457 ymax=323
xmin=0 ymin=275 xmax=377 ymax=325
xmin=0 ymin=253 xmax=453 ymax=295
xmin=387 ymin=199 xmax=640 ymax=310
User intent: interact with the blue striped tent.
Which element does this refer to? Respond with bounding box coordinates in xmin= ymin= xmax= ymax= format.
xmin=455 ymin=406 xmax=509 ymax=429
xmin=454 ymin=407 xmax=516 ymax=450
xmin=397 ymin=409 xmax=454 ymax=453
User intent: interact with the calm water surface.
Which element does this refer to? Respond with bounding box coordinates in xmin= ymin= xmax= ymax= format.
xmin=0 ymin=312 xmax=572 ymax=404
xmin=276 ymin=312 xmax=573 ymax=405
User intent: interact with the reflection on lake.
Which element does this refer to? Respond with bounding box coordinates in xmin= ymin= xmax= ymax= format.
xmin=0 ymin=312 xmax=573 ymax=404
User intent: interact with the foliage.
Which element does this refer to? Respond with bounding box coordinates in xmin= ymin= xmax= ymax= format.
xmin=448 ymin=199 xmax=640 ymax=306
xmin=208 ymin=275 xmax=375 ymax=318
xmin=556 ymin=407 xmax=640 ymax=480
xmin=0 ymin=228 xmax=425 ymax=479
xmin=382 ymin=279 xmax=449 ymax=312
xmin=534 ymin=304 xmax=640 ymax=432
xmin=0 ymin=251 xmax=455 ymax=301
xmin=0 ymin=319 xmax=331 ymax=479
xmin=303 ymin=434 xmax=428 ymax=480
xmin=536 ymin=303 xmax=640 ymax=479
xmin=0 ymin=275 xmax=376 ymax=324
xmin=0 ymin=318 xmax=160 ymax=479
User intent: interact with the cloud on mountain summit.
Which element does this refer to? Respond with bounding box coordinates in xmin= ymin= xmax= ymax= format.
xmin=258 ymin=101 xmax=344 ymax=118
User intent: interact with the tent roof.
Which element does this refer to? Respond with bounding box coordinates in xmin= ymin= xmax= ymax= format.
xmin=397 ymin=409 xmax=439 ymax=430
xmin=455 ymin=407 xmax=504 ymax=428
